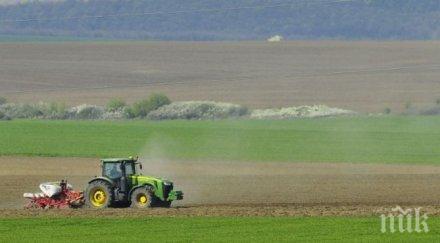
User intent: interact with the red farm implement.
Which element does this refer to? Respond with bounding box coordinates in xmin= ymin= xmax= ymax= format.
xmin=23 ymin=180 xmax=84 ymax=209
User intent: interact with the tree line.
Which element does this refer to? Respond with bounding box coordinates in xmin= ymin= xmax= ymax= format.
xmin=0 ymin=0 xmax=439 ymax=40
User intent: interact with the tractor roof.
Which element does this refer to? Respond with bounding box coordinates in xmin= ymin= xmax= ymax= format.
xmin=101 ymin=157 xmax=137 ymax=163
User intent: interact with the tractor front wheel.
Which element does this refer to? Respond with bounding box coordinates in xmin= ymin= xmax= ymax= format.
xmin=130 ymin=186 xmax=155 ymax=208
xmin=85 ymin=180 xmax=113 ymax=209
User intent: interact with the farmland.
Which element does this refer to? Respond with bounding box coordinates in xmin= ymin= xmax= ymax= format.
xmin=2 ymin=117 xmax=440 ymax=216
xmin=2 ymin=100 xmax=440 ymax=242
xmin=1 ymin=41 xmax=440 ymax=113
xmin=1 ymin=216 xmax=440 ymax=242
xmin=1 ymin=40 xmax=440 ymax=242
xmin=1 ymin=117 xmax=440 ymax=164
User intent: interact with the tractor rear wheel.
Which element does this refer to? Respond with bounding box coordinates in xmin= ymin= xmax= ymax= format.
xmin=130 ymin=186 xmax=155 ymax=208
xmin=85 ymin=180 xmax=113 ymax=209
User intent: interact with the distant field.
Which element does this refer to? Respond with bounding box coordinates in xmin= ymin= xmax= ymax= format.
xmin=1 ymin=41 xmax=440 ymax=112
xmin=1 ymin=117 xmax=440 ymax=164
xmin=0 ymin=35 xmax=95 ymax=42
xmin=0 ymin=216 xmax=438 ymax=242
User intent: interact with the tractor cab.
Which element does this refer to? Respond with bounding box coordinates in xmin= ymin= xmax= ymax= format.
xmin=101 ymin=157 xmax=140 ymax=180
xmin=100 ymin=157 xmax=141 ymax=201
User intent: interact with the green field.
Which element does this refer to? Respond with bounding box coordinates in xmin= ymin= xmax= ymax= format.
xmin=2 ymin=117 xmax=439 ymax=242
xmin=0 ymin=216 xmax=438 ymax=242
xmin=0 ymin=117 xmax=440 ymax=164
xmin=1 ymin=116 xmax=440 ymax=164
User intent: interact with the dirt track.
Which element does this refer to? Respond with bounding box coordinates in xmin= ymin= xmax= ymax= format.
xmin=1 ymin=157 xmax=440 ymax=216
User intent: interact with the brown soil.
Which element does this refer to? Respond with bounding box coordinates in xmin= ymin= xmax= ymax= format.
xmin=1 ymin=41 xmax=440 ymax=112
xmin=3 ymin=205 xmax=440 ymax=218
xmin=1 ymin=157 xmax=440 ymax=217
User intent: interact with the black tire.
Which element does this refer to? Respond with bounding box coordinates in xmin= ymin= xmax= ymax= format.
xmin=130 ymin=186 xmax=156 ymax=208
xmin=85 ymin=180 xmax=114 ymax=209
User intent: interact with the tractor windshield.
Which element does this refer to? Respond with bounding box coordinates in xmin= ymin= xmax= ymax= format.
xmin=103 ymin=162 xmax=122 ymax=179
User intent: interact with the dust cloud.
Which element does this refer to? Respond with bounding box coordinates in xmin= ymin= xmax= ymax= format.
xmin=137 ymin=134 xmax=440 ymax=206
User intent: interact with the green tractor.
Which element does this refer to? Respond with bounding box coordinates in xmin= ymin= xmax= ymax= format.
xmin=85 ymin=157 xmax=183 ymax=208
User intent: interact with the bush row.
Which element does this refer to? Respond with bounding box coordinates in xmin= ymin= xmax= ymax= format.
xmin=0 ymin=93 xmax=171 ymax=120
xmin=0 ymin=95 xmax=355 ymax=121
xmin=0 ymin=103 xmax=104 ymax=120
xmin=250 ymin=105 xmax=355 ymax=119
xmin=147 ymin=101 xmax=248 ymax=120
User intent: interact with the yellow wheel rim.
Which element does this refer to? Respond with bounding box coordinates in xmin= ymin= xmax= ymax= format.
xmin=137 ymin=194 xmax=148 ymax=206
xmin=90 ymin=189 xmax=106 ymax=207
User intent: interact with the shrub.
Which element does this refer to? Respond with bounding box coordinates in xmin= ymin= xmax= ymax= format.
xmin=0 ymin=103 xmax=43 ymax=119
xmin=102 ymin=109 xmax=126 ymax=120
xmin=148 ymin=93 xmax=171 ymax=111
xmin=123 ymin=107 xmax=136 ymax=119
xmin=67 ymin=104 xmax=104 ymax=119
xmin=0 ymin=97 xmax=7 ymax=105
xmin=41 ymin=102 xmax=68 ymax=119
xmin=383 ymin=107 xmax=392 ymax=114
xmin=147 ymin=101 xmax=248 ymax=120
xmin=106 ymin=98 xmax=126 ymax=112
xmin=132 ymin=99 xmax=151 ymax=118
xmin=77 ymin=106 xmax=104 ymax=119
xmin=132 ymin=93 xmax=171 ymax=118
xmin=419 ymin=106 xmax=440 ymax=116
xmin=0 ymin=110 xmax=11 ymax=120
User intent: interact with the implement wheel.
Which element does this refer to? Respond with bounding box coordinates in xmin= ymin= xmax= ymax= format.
xmin=85 ymin=180 xmax=113 ymax=209
xmin=130 ymin=186 xmax=155 ymax=208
